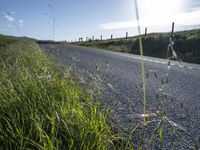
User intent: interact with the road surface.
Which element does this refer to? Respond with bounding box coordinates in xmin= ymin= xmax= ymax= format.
xmin=40 ymin=44 xmax=200 ymax=149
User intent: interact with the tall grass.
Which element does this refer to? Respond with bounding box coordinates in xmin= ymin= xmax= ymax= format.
xmin=0 ymin=40 xmax=134 ymax=149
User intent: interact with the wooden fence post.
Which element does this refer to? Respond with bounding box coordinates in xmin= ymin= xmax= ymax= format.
xmin=171 ymin=22 xmax=175 ymax=35
xmin=145 ymin=27 xmax=147 ymax=37
xmin=126 ymin=32 xmax=128 ymax=38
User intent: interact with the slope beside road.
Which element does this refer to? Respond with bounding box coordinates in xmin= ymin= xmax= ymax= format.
xmin=41 ymin=44 xmax=200 ymax=149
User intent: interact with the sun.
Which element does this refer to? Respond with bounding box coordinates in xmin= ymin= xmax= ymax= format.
xmin=137 ymin=0 xmax=186 ymax=26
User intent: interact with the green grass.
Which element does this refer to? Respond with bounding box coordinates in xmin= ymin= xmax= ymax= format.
xmin=72 ymin=29 xmax=200 ymax=64
xmin=0 ymin=34 xmax=19 ymax=46
xmin=0 ymin=37 xmax=134 ymax=149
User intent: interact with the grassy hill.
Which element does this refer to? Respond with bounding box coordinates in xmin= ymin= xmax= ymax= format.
xmin=0 ymin=34 xmax=20 ymax=46
xmin=72 ymin=29 xmax=200 ymax=64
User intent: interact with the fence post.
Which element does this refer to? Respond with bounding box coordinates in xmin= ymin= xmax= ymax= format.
xmin=171 ymin=22 xmax=175 ymax=35
xmin=126 ymin=32 xmax=128 ymax=38
xmin=145 ymin=27 xmax=147 ymax=37
xmin=100 ymin=35 xmax=102 ymax=40
xmin=92 ymin=36 xmax=94 ymax=41
xmin=111 ymin=34 xmax=113 ymax=40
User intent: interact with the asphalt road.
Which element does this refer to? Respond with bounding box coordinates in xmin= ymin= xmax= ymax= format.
xmin=40 ymin=44 xmax=200 ymax=149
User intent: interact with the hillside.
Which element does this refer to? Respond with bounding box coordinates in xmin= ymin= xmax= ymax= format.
xmin=72 ymin=29 xmax=200 ymax=64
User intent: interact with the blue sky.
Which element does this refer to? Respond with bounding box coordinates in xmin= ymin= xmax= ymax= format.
xmin=0 ymin=0 xmax=200 ymax=41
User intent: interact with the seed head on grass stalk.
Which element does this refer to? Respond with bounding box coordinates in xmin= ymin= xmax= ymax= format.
xmin=133 ymin=0 xmax=147 ymax=148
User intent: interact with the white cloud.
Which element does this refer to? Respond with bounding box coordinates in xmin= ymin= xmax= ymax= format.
xmin=99 ymin=21 xmax=137 ymax=30
xmin=19 ymin=19 xmax=24 ymax=24
xmin=4 ymin=14 xmax=15 ymax=22
xmin=19 ymin=19 xmax=24 ymax=27
xmin=175 ymin=8 xmax=200 ymax=25
xmin=99 ymin=8 xmax=200 ymax=30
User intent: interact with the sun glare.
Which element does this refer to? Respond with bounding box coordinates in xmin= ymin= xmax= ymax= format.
xmin=138 ymin=0 xmax=186 ymax=26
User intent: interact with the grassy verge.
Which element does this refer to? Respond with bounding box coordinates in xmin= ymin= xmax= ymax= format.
xmin=72 ymin=29 xmax=200 ymax=64
xmin=0 ymin=38 xmax=133 ymax=149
